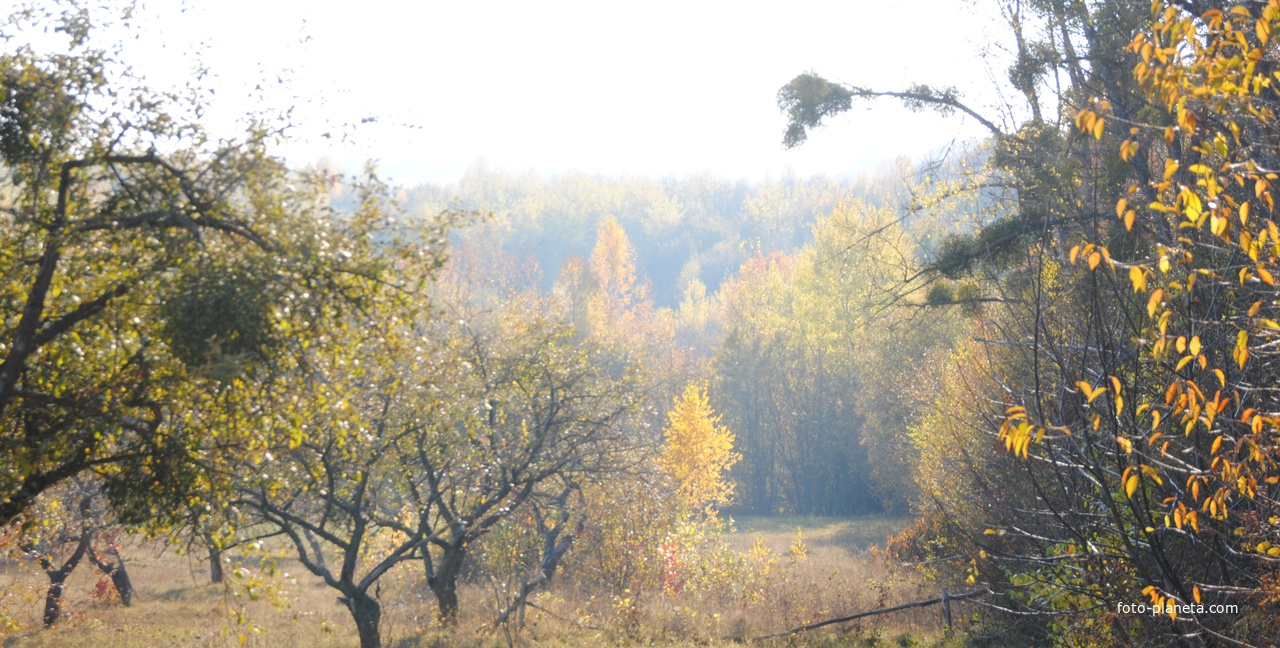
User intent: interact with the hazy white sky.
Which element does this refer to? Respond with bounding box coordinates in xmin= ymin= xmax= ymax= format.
xmin=30 ymin=0 xmax=1014 ymax=185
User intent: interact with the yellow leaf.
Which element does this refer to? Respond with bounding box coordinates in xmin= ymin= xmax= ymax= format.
xmin=1141 ymin=465 xmax=1161 ymax=484
xmin=1093 ymin=117 xmax=1105 ymax=140
xmin=1189 ymin=336 xmax=1201 ymax=357
xmin=1069 ymin=244 xmax=1081 ymax=264
xmin=1117 ymin=436 xmax=1133 ymax=454
xmin=1074 ymin=380 xmax=1090 ymax=395
xmin=1075 ymin=109 xmax=1090 ymax=130
xmin=1125 ymin=210 xmax=1136 ymax=230
xmin=1121 ymin=139 xmax=1139 ymax=161
xmin=1130 ymin=266 xmax=1147 ymax=292
xmin=1148 ymin=289 xmax=1164 ymax=318
xmin=1126 ymin=474 xmax=1140 ymax=497
xmin=1116 ymin=198 xmax=1128 ymax=219
xmin=1088 ymin=251 xmax=1101 ymax=270
xmin=1237 ymin=330 xmax=1250 ymax=369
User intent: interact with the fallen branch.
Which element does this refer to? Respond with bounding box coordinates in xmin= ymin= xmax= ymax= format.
xmin=750 ymin=587 xmax=991 ymax=641
xmin=525 ymin=601 xmax=608 ymax=632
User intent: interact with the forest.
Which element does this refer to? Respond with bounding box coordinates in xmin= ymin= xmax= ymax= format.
xmin=4 ymin=0 xmax=1280 ymax=647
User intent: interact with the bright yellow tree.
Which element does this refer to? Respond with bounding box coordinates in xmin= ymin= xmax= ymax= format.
xmin=659 ymin=384 xmax=741 ymax=516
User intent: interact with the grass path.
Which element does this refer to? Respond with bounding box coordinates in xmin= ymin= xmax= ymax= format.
xmin=727 ymin=514 xmax=911 ymax=554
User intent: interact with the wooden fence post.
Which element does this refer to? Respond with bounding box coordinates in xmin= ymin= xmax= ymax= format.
xmin=940 ymin=587 xmax=952 ymax=630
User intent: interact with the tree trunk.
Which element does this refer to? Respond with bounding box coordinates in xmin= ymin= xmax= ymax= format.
xmin=431 ymin=579 xmax=459 ymax=626
xmin=43 ymin=573 xmax=68 ymax=628
xmin=88 ymin=547 xmax=136 ymax=606
xmin=37 ymin=511 xmax=93 ymax=628
xmin=345 ymin=592 xmax=382 ymax=648
xmin=108 ymin=556 xmax=135 ymax=606
xmin=427 ymin=547 xmax=466 ymax=625
xmin=207 ymin=537 xmax=223 ymax=584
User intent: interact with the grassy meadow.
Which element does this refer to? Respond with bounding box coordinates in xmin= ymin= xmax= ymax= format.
xmin=0 ymin=516 xmax=982 ymax=647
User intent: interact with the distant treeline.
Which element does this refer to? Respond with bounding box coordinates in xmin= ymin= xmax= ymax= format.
xmin=397 ymin=162 xmax=927 ymax=307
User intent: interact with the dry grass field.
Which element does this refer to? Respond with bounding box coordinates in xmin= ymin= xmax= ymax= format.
xmin=0 ymin=516 xmax=977 ymax=647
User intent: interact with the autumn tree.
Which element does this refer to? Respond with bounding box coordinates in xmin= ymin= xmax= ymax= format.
xmin=582 ymin=217 xmax=677 ymax=360
xmin=186 ymin=166 xmax=454 ymax=648
xmin=0 ymin=5 xmax=452 ymax=533
xmin=415 ymin=294 xmax=644 ymax=624
xmin=232 ymin=335 xmax=439 ymax=648
xmin=798 ymin=204 xmax=964 ymax=512
xmin=714 ymin=251 xmax=870 ymax=516
xmin=16 ymin=477 xmax=131 ymax=628
xmin=659 ymin=384 xmax=740 ymax=516
xmin=781 ymin=0 xmax=1280 ymax=643
xmin=0 ymin=9 xmax=269 ymax=522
